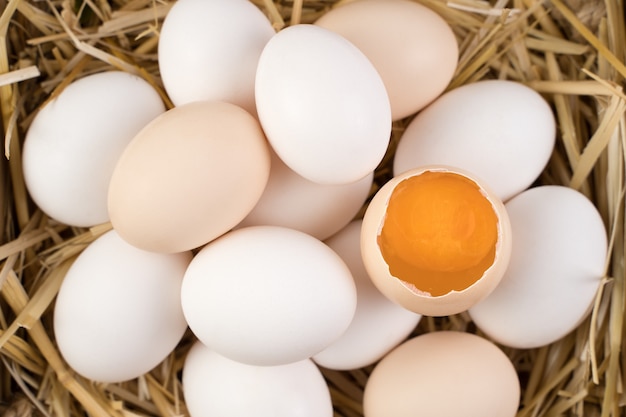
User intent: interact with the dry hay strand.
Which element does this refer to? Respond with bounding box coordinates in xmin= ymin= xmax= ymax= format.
xmin=0 ymin=0 xmax=624 ymax=416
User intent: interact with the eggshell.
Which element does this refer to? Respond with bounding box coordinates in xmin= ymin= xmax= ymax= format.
xmin=394 ymin=79 xmax=556 ymax=201
xmin=53 ymin=230 xmax=191 ymax=383
xmin=158 ymin=0 xmax=275 ymax=114
xmin=255 ymin=24 xmax=391 ymax=185
xmin=107 ymin=101 xmax=271 ymax=254
xmin=312 ymin=220 xmax=421 ymax=370
xmin=361 ymin=166 xmax=512 ymax=317
xmin=468 ymin=185 xmax=608 ymax=348
xmin=22 ymin=71 xmax=165 ymax=227
xmin=363 ymin=331 xmax=520 ymax=417
xmin=236 ymin=151 xmax=373 ymax=240
xmin=183 ymin=342 xmax=333 ymax=417
xmin=180 ymin=225 xmax=357 ymax=366
xmin=315 ymin=0 xmax=458 ymax=120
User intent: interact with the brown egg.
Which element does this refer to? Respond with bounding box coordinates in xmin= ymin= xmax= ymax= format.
xmin=361 ymin=166 xmax=511 ymax=316
xmin=108 ymin=101 xmax=271 ymax=254
xmin=315 ymin=0 xmax=458 ymax=121
xmin=363 ymin=331 xmax=520 ymax=417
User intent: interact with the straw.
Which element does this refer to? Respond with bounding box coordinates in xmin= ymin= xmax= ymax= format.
xmin=0 ymin=67 xmax=40 ymax=88
xmin=0 ymin=0 xmax=624 ymax=416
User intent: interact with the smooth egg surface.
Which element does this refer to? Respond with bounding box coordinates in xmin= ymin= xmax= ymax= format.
xmin=22 ymin=71 xmax=165 ymax=227
xmin=313 ymin=220 xmax=421 ymax=370
xmin=53 ymin=230 xmax=191 ymax=383
xmin=255 ymin=24 xmax=391 ymax=185
xmin=107 ymin=101 xmax=271 ymax=254
xmin=361 ymin=166 xmax=511 ymax=316
xmin=394 ymin=79 xmax=556 ymax=201
xmin=469 ymin=185 xmax=608 ymax=348
xmin=158 ymin=0 xmax=275 ymax=114
xmin=183 ymin=342 xmax=333 ymax=417
xmin=236 ymin=150 xmax=373 ymax=241
xmin=315 ymin=0 xmax=458 ymax=120
xmin=181 ymin=225 xmax=357 ymax=366
xmin=363 ymin=331 xmax=520 ymax=417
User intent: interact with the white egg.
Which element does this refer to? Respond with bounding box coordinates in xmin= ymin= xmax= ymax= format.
xmin=22 ymin=71 xmax=165 ymax=227
xmin=183 ymin=342 xmax=333 ymax=417
xmin=468 ymin=185 xmax=608 ymax=348
xmin=313 ymin=221 xmax=421 ymax=370
xmin=314 ymin=0 xmax=459 ymax=121
xmin=393 ymin=80 xmax=556 ymax=201
xmin=53 ymin=230 xmax=191 ymax=383
xmin=255 ymin=24 xmax=391 ymax=185
xmin=236 ymin=151 xmax=373 ymax=241
xmin=158 ymin=0 xmax=275 ymax=114
xmin=181 ymin=225 xmax=357 ymax=366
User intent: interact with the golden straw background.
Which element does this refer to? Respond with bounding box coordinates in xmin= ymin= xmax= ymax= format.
xmin=0 ymin=0 xmax=625 ymax=416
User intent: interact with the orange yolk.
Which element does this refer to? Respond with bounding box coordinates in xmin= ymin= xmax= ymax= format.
xmin=378 ymin=171 xmax=498 ymax=297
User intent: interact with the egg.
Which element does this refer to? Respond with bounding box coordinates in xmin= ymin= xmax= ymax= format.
xmin=107 ymin=100 xmax=271 ymax=254
xmin=361 ymin=166 xmax=511 ymax=317
xmin=180 ymin=225 xmax=357 ymax=366
xmin=255 ymin=24 xmax=391 ymax=185
xmin=236 ymin=150 xmax=373 ymax=241
xmin=394 ymin=79 xmax=556 ymax=201
xmin=22 ymin=71 xmax=165 ymax=227
xmin=158 ymin=0 xmax=275 ymax=114
xmin=363 ymin=331 xmax=520 ymax=417
xmin=315 ymin=0 xmax=458 ymax=120
xmin=183 ymin=341 xmax=333 ymax=417
xmin=53 ymin=230 xmax=191 ymax=383
xmin=312 ymin=220 xmax=421 ymax=370
xmin=468 ymin=185 xmax=608 ymax=348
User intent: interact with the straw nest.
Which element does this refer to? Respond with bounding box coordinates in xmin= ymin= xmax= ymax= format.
xmin=0 ymin=0 xmax=624 ymax=416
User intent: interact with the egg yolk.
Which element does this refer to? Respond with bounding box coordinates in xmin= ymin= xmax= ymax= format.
xmin=378 ymin=171 xmax=498 ymax=297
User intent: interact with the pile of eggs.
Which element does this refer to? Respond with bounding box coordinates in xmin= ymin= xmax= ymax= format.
xmin=21 ymin=0 xmax=608 ymax=416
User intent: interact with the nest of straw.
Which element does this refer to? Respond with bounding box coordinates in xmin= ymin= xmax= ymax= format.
xmin=0 ymin=0 xmax=624 ymax=416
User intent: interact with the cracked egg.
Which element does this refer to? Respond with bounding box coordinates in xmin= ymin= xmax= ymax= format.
xmin=361 ymin=166 xmax=512 ymax=317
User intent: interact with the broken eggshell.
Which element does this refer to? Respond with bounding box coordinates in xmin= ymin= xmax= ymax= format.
xmin=360 ymin=165 xmax=512 ymax=317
